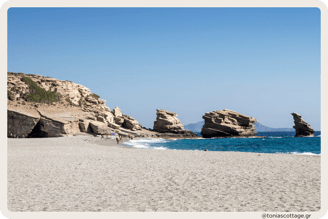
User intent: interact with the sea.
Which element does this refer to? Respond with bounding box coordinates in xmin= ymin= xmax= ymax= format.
xmin=122 ymin=131 xmax=321 ymax=155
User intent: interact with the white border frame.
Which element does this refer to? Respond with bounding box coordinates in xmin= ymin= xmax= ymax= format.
xmin=1 ymin=1 xmax=327 ymax=219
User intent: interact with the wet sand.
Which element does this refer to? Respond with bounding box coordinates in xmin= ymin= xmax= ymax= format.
xmin=7 ymin=135 xmax=320 ymax=212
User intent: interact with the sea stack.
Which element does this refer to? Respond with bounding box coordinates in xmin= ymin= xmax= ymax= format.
xmin=291 ymin=112 xmax=315 ymax=137
xmin=153 ymin=109 xmax=199 ymax=137
xmin=201 ymin=109 xmax=257 ymax=138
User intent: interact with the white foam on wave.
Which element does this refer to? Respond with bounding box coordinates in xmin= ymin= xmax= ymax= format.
xmin=268 ymin=137 xmax=283 ymax=138
xmin=152 ymin=146 xmax=167 ymax=150
xmin=123 ymin=138 xmax=169 ymax=150
xmin=290 ymin=152 xmax=320 ymax=156
xmin=275 ymin=152 xmax=320 ymax=156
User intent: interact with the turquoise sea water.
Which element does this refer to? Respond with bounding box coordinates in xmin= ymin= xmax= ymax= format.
xmin=123 ymin=131 xmax=321 ymax=155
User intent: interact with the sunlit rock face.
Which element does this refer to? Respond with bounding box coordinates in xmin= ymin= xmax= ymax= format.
xmin=201 ymin=109 xmax=257 ymax=138
xmin=291 ymin=112 xmax=315 ymax=137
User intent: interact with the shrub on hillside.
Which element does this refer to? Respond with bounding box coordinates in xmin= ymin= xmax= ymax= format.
xmin=92 ymin=93 xmax=100 ymax=99
xmin=7 ymin=90 xmax=13 ymax=100
xmin=66 ymin=98 xmax=73 ymax=105
xmin=21 ymin=77 xmax=61 ymax=104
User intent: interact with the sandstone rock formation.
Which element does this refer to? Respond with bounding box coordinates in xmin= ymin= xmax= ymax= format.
xmin=153 ymin=109 xmax=184 ymax=132
xmin=153 ymin=109 xmax=199 ymax=137
xmin=7 ymin=108 xmax=40 ymax=138
xmin=110 ymin=106 xmax=142 ymax=131
xmin=7 ymin=72 xmax=108 ymax=114
xmin=89 ymin=121 xmax=111 ymax=135
xmin=122 ymin=115 xmax=142 ymax=131
xmin=112 ymin=106 xmax=122 ymax=117
xmin=7 ymin=72 xmax=143 ymax=138
xmin=201 ymin=109 xmax=257 ymax=138
xmin=291 ymin=113 xmax=315 ymax=137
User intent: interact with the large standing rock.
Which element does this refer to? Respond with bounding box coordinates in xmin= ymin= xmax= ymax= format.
xmin=112 ymin=106 xmax=122 ymax=117
xmin=153 ymin=109 xmax=199 ymax=137
xmin=291 ymin=112 xmax=315 ymax=137
xmin=7 ymin=109 xmax=40 ymax=138
xmin=201 ymin=109 xmax=257 ymax=138
xmin=153 ymin=109 xmax=184 ymax=132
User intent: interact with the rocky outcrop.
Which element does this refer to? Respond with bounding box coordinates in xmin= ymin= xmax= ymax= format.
xmin=153 ymin=109 xmax=184 ymax=132
xmin=7 ymin=109 xmax=40 ymax=138
xmin=201 ymin=109 xmax=257 ymax=138
xmin=112 ymin=106 xmax=122 ymax=117
xmin=291 ymin=113 xmax=315 ymax=137
xmin=37 ymin=110 xmax=81 ymax=137
xmin=79 ymin=119 xmax=92 ymax=133
xmin=110 ymin=106 xmax=142 ymax=131
xmin=7 ymin=72 xmax=145 ymax=138
xmin=153 ymin=109 xmax=199 ymax=137
xmin=122 ymin=115 xmax=142 ymax=131
xmin=114 ymin=116 xmax=124 ymax=125
xmin=7 ymin=72 xmax=108 ymax=115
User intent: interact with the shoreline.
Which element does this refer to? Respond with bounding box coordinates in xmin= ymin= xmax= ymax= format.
xmin=8 ymin=134 xmax=321 ymax=156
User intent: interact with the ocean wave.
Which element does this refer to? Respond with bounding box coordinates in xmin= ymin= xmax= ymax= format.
xmin=152 ymin=146 xmax=168 ymax=150
xmin=290 ymin=152 xmax=320 ymax=156
xmin=122 ymin=138 xmax=169 ymax=150
xmin=275 ymin=152 xmax=320 ymax=156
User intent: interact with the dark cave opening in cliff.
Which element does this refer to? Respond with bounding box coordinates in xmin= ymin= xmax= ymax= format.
xmin=27 ymin=121 xmax=48 ymax=138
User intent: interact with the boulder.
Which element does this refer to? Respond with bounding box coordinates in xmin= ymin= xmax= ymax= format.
xmin=7 ymin=109 xmax=40 ymax=138
xmin=86 ymin=115 xmax=97 ymax=121
xmin=122 ymin=115 xmax=142 ymax=131
xmin=97 ymin=116 xmax=106 ymax=122
xmin=119 ymin=127 xmax=139 ymax=137
xmin=201 ymin=109 xmax=257 ymax=138
xmin=79 ymin=120 xmax=91 ymax=132
xmin=100 ymin=112 xmax=114 ymax=123
xmin=112 ymin=106 xmax=122 ymax=117
xmin=291 ymin=112 xmax=315 ymax=137
xmin=37 ymin=110 xmax=80 ymax=137
xmin=108 ymin=121 xmax=121 ymax=129
xmin=114 ymin=116 xmax=125 ymax=125
xmin=89 ymin=121 xmax=111 ymax=134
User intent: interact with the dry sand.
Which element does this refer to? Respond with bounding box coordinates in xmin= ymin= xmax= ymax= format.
xmin=7 ymin=135 xmax=320 ymax=212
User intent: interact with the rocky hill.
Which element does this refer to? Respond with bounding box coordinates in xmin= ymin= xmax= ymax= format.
xmin=7 ymin=72 xmax=146 ymax=138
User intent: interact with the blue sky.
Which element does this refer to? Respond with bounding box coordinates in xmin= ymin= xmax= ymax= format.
xmin=7 ymin=8 xmax=321 ymax=130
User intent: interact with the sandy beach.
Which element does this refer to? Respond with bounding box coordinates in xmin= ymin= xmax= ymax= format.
xmin=7 ymin=135 xmax=320 ymax=212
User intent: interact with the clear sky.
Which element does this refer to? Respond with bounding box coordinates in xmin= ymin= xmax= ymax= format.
xmin=7 ymin=8 xmax=321 ymax=130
